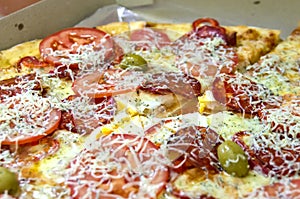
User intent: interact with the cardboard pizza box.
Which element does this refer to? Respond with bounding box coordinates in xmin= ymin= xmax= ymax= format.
xmin=1 ymin=0 xmax=300 ymax=50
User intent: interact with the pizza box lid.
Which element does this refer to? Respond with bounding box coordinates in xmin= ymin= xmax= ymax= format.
xmin=1 ymin=0 xmax=300 ymax=50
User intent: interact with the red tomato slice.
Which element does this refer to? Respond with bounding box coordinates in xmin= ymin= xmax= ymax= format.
xmin=39 ymin=27 xmax=122 ymax=68
xmin=59 ymin=95 xmax=116 ymax=134
xmin=130 ymin=28 xmax=171 ymax=50
xmin=72 ymin=69 xmax=145 ymax=98
xmin=66 ymin=134 xmax=169 ymax=199
xmin=246 ymin=179 xmax=300 ymax=198
xmin=0 ymin=108 xmax=61 ymax=145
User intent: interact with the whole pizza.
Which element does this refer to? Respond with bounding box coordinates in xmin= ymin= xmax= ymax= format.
xmin=0 ymin=16 xmax=299 ymax=199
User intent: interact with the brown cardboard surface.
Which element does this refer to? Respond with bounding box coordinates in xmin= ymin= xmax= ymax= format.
xmin=1 ymin=0 xmax=300 ymax=50
xmin=0 ymin=0 xmax=114 ymax=50
xmin=127 ymin=0 xmax=300 ymax=38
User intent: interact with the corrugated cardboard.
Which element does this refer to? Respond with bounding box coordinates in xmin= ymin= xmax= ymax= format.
xmin=1 ymin=0 xmax=300 ymax=50
xmin=0 ymin=0 xmax=114 ymax=50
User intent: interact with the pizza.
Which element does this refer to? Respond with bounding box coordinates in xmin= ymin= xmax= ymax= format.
xmin=0 ymin=16 xmax=299 ymax=199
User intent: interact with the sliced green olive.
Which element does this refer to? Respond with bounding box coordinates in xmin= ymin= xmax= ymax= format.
xmin=119 ymin=53 xmax=148 ymax=71
xmin=0 ymin=167 xmax=20 ymax=196
xmin=217 ymin=140 xmax=249 ymax=177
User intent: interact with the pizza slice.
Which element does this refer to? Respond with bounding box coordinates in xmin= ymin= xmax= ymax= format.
xmin=244 ymin=25 xmax=300 ymax=96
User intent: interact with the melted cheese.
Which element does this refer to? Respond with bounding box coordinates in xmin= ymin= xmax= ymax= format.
xmin=171 ymin=169 xmax=270 ymax=199
xmin=246 ymin=54 xmax=300 ymax=95
xmin=207 ymin=111 xmax=264 ymax=140
xmin=19 ymin=130 xmax=83 ymax=199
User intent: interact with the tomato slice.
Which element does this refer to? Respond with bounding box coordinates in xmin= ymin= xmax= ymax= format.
xmin=39 ymin=27 xmax=122 ymax=68
xmin=72 ymin=69 xmax=145 ymax=98
xmin=66 ymin=134 xmax=169 ymax=199
xmin=0 ymin=109 xmax=61 ymax=145
xmin=130 ymin=28 xmax=171 ymax=50
xmin=59 ymin=95 xmax=116 ymax=134
xmin=0 ymin=92 xmax=61 ymax=145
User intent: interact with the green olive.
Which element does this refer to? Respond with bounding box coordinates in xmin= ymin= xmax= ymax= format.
xmin=217 ymin=140 xmax=249 ymax=177
xmin=119 ymin=53 xmax=148 ymax=71
xmin=0 ymin=167 xmax=20 ymax=196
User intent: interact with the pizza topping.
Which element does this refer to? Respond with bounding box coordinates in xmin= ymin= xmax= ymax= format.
xmin=170 ymin=186 xmax=216 ymax=199
xmin=40 ymin=27 xmax=117 ymax=66
xmin=39 ymin=27 xmax=124 ymax=80
xmin=72 ymin=68 xmax=145 ymax=98
xmin=0 ymin=91 xmax=61 ymax=145
xmin=0 ymin=74 xmax=42 ymax=102
xmin=119 ymin=53 xmax=149 ymax=71
xmin=233 ymin=130 xmax=300 ymax=178
xmin=66 ymin=133 xmax=169 ymax=198
xmin=217 ymin=140 xmax=249 ymax=177
xmin=191 ymin=18 xmax=228 ymax=43
xmin=245 ymin=54 xmax=300 ymax=95
xmin=212 ymin=73 xmax=281 ymax=114
xmin=10 ymin=137 xmax=60 ymax=166
xmin=191 ymin=18 xmax=237 ymax=46
xmin=0 ymin=166 xmax=19 ymax=196
xmin=164 ymin=126 xmax=223 ymax=174
xmin=59 ymin=95 xmax=116 ymax=134
xmin=173 ymin=34 xmax=238 ymax=81
xmin=257 ymin=99 xmax=300 ymax=135
xmin=139 ymin=72 xmax=201 ymax=99
xmin=17 ymin=56 xmax=48 ymax=68
xmin=245 ymin=179 xmax=300 ymax=199
xmin=130 ymin=28 xmax=172 ymax=50
xmin=145 ymin=118 xmax=183 ymax=147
